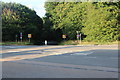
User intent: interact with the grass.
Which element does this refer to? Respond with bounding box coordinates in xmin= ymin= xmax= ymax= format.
xmin=59 ymin=40 xmax=119 ymax=45
xmin=59 ymin=40 xmax=78 ymax=45
xmin=0 ymin=41 xmax=33 ymax=45
xmin=1 ymin=40 xmax=119 ymax=46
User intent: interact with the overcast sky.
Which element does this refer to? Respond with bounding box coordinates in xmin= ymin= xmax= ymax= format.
xmin=2 ymin=0 xmax=46 ymax=17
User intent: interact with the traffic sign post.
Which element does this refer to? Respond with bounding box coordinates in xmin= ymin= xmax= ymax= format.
xmin=15 ymin=34 xmax=18 ymax=42
xmin=80 ymin=33 xmax=81 ymax=44
xmin=76 ymin=31 xmax=82 ymax=44
xmin=28 ymin=34 xmax=32 ymax=42
xmin=20 ymin=32 xmax=22 ymax=42
xmin=77 ymin=34 xmax=80 ymax=40
xmin=62 ymin=34 xmax=66 ymax=41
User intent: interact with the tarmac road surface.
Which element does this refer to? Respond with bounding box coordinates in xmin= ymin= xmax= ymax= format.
xmin=1 ymin=45 xmax=119 ymax=78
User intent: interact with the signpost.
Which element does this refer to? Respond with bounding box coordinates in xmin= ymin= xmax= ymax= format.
xmin=62 ymin=34 xmax=66 ymax=40
xmin=20 ymin=32 xmax=22 ymax=42
xmin=80 ymin=33 xmax=81 ymax=44
xmin=28 ymin=34 xmax=32 ymax=42
xmin=76 ymin=31 xmax=82 ymax=44
xmin=77 ymin=34 xmax=80 ymax=40
xmin=15 ymin=34 xmax=18 ymax=42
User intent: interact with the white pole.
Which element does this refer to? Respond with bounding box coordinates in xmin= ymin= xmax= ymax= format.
xmin=45 ymin=40 xmax=47 ymax=45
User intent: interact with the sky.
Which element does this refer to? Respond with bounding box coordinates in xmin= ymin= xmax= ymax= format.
xmin=2 ymin=0 xmax=46 ymax=17
xmin=2 ymin=0 xmax=116 ymax=17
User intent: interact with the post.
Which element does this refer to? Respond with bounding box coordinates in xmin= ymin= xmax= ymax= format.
xmin=29 ymin=38 xmax=30 ymax=43
xmin=80 ymin=33 xmax=81 ymax=44
xmin=62 ymin=34 xmax=66 ymax=41
xmin=20 ymin=32 xmax=22 ymax=42
xmin=15 ymin=34 xmax=18 ymax=42
xmin=45 ymin=40 xmax=47 ymax=45
xmin=76 ymin=31 xmax=79 ymax=42
xmin=76 ymin=31 xmax=82 ymax=44
xmin=28 ymin=34 xmax=32 ymax=43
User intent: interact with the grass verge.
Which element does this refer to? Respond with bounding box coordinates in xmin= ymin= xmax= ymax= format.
xmin=59 ymin=40 xmax=119 ymax=45
xmin=0 ymin=41 xmax=33 ymax=45
xmin=1 ymin=40 xmax=119 ymax=45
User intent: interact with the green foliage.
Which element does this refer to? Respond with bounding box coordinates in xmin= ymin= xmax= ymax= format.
xmin=45 ymin=2 xmax=120 ymax=42
xmin=45 ymin=2 xmax=83 ymax=39
xmin=59 ymin=40 xmax=78 ymax=45
xmin=2 ymin=2 xmax=43 ymax=42
xmin=1 ymin=41 xmax=33 ymax=45
xmin=41 ymin=16 xmax=62 ymax=42
xmin=82 ymin=2 xmax=119 ymax=42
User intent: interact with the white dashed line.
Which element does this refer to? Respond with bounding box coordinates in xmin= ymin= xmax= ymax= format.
xmin=71 ymin=52 xmax=93 ymax=55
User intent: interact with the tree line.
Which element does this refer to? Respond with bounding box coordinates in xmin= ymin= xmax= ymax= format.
xmin=1 ymin=2 xmax=43 ymax=44
xmin=1 ymin=1 xmax=120 ymax=44
xmin=44 ymin=2 xmax=120 ymax=42
xmin=1 ymin=1 xmax=63 ymax=44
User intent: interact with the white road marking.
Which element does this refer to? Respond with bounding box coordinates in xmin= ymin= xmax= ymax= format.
xmin=71 ymin=52 xmax=93 ymax=55
xmin=7 ymin=51 xmax=21 ymax=53
xmin=87 ymin=57 xmax=97 ymax=58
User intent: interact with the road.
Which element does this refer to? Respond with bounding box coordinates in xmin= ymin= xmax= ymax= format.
xmin=1 ymin=45 xmax=119 ymax=78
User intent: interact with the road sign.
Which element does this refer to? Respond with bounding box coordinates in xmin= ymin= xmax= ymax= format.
xmin=16 ymin=35 xmax=18 ymax=38
xmin=28 ymin=34 xmax=32 ymax=38
xmin=20 ymin=32 xmax=23 ymax=42
xmin=77 ymin=34 xmax=80 ymax=38
xmin=20 ymin=32 xmax=22 ymax=39
xmin=62 ymin=35 xmax=66 ymax=39
xmin=20 ymin=32 xmax=22 ymax=37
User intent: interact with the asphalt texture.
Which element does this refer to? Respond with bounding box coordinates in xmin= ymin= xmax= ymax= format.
xmin=25 ymin=49 xmax=118 ymax=68
xmin=1 ymin=45 xmax=41 ymax=50
xmin=1 ymin=45 xmax=119 ymax=78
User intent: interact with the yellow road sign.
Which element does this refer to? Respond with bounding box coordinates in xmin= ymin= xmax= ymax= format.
xmin=62 ymin=35 xmax=66 ymax=39
xmin=28 ymin=34 xmax=32 ymax=38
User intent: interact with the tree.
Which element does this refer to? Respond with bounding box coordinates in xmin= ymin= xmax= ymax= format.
xmin=45 ymin=2 xmax=84 ymax=39
xmin=82 ymin=2 xmax=120 ymax=42
xmin=2 ymin=2 xmax=43 ymax=42
xmin=44 ymin=2 xmax=120 ymax=42
xmin=2 ymin=6 xmax=21 ymax=41
xmin=41 ymin=16 xmax=62 ymax=42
